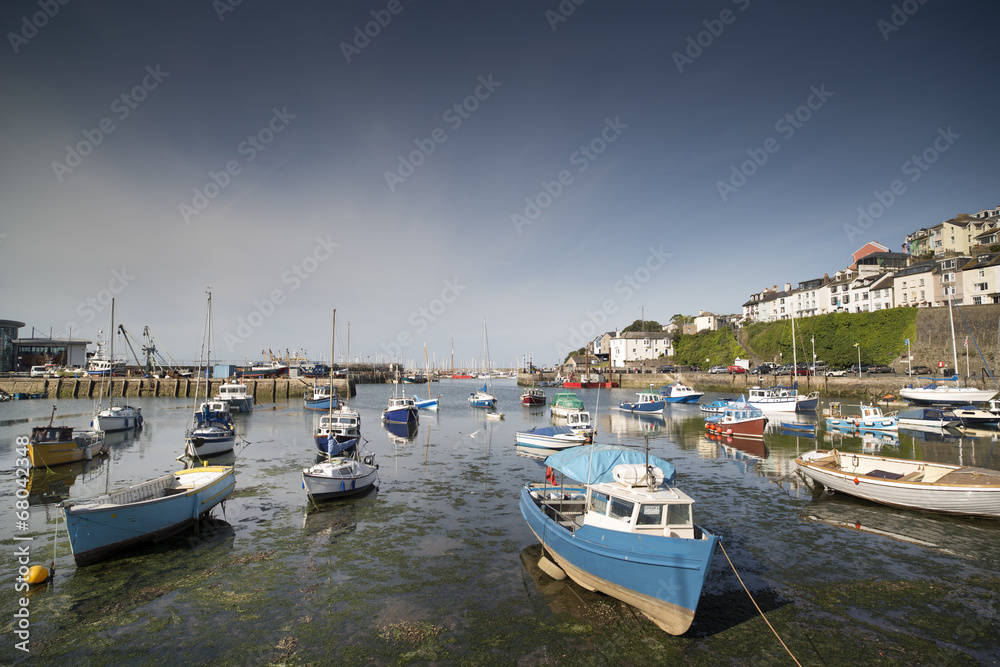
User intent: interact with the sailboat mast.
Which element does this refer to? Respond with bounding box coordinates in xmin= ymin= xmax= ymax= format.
xmin=791 ymin=305 xmax=797 ymax=374
xmin=329 ymin=309 xmax=336 ymax=419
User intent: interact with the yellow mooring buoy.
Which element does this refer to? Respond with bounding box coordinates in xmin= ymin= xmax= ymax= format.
xmin=26 ymin=565 xmax=51 ymax=585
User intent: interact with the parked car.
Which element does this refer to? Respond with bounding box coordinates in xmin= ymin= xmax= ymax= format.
xmin=849 ymin=364 xmax=871 ymax=374
xmin=708 ymin=365 xmax=728 ymax=374
xmin=867 ymin=365 xmax=896 ymax=374
xmin=657 ymin=365 xmax=676 ymax=373
xmin=906 ymin=365 xmax=933 ymax=376
xmin=825 ymin=369 xmax=847 ymax=377
xmin=773 ymin=364 xmax=792 ymax=376
xmin=728 ymin=365 xmax=747 ymax=374
xmin=752 ymin=363 xmax=777 ymax=375
xmin=792 ymin=363 xmax=814 ymax=376
xmin=812 ymin=361 xmax=829 ymax=372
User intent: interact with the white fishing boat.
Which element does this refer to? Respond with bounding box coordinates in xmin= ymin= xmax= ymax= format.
xmin=184 ymin=291 xmax=236 ymax=458
xmin=747 ymin=384 xmax=819 ymax=413
xmin=563 ymin=410 xmax=594 ymax=439
xmin=302 ymin=453 xmax=379 ymax=500
xmin=91 ymin=299 xmax=143 ymax=433
xmin=214 ymin=379 xmax=254 ymax=413
xmin=514 ymin=425 xmax=588 ymax=453
xmin=61 ymin=465 xmax=236 ymax=566
xmin=795 ymin=449 xmax=1000 ymax=518
xmin=468 ymin=318 xmax=498 ymax=408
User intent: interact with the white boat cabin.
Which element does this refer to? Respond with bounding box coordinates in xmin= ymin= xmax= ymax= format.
xmin=565 ymin=410 xmax=592 ymax=432
xmin=217 ymin=382 xmax=250 ymax=399
xmin=583 ymin=465 xmax=696 ymax=539
xmin=386 ymin=396 xmax=416 ymax=410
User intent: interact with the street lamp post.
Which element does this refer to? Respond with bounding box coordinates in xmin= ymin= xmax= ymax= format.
xmin=855 ymin=342 xmax=861 ymax=378
xmin=905 ymin=338 xmax=911 ymax=377
xmin=811 ymin=336 xmax=816 ymax=376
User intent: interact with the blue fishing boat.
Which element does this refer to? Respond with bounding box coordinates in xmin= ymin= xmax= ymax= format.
xmin=520 ymin=445 xmax=719 ymax=635
xmin=779 ymin=421 xmax=816 ymax=435
xmin=618 ymin=391 xmax=666 ymax=414
xmin=60 ymin=465 xmax=236 ymax=566
xmin=382 ymin=394 xmax=419 ymax=424
xmin=658 ymin=382 xmax=703 ymax=404
xmin=304 ymin=384 xmax=339 ymax=411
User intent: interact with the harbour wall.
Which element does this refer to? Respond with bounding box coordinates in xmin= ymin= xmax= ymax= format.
xmin=0 ymin=377 xmax=355 ymax=401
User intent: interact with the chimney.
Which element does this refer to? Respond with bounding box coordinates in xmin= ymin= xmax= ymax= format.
xmin=784 ymin=283 xmax=791 ymax=291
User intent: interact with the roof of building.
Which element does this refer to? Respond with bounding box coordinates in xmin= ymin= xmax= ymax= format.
xmin=0 ymin=319 xmax=26 ymax=328
xmin=615 ymin=330 xmax=672 ymax=339
xmin=13 ymin=338 xmax=92 ymax=345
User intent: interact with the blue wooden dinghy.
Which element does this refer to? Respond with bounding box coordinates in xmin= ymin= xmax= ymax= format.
xmin=61 ymin=465 xmax=236 ymax=566
xmin=520 ymin=445 xmax=718 ymax=635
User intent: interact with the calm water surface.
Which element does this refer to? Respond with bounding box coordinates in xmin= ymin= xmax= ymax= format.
xmin=2 ymin=380 xmax=999 ymax=665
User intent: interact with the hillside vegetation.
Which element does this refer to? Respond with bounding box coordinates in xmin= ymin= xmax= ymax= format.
xmin=670 ymin=309 xmax=918 ymax=369
xmin=672 ymin=328 xmax=747 ymax=367
xmin=741 ymin=309 xmax=918 ymax=367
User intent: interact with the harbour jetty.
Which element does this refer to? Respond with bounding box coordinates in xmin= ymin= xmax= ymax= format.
xmin=0 ymin=377 xmax=356 ymax=401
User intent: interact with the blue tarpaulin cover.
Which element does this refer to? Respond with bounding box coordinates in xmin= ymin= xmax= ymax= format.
xmin=545 ymin=444 xmax=676 ymax=486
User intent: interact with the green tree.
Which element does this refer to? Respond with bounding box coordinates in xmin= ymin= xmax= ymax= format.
xmin=621 ymin=319 xmax=663 ymax=333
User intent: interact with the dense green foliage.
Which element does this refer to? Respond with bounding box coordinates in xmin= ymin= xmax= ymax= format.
xmin=563 ymin=347 xmax=587 ymax=362
xmin=621 ymin=319 xmax=663 ymax=333
xmin=741 ymin=309 xmax=918 ymax=367
xmin=672 ymin=328 xmax=747 ymax=367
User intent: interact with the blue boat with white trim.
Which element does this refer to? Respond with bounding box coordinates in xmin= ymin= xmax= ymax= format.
xmin=61 ymin=465 xmax=236 ymax=566
xmin=618 ymin=391 xmax=666 ymax=414
xmin=520 ymin=445 xmax=718 ymax=635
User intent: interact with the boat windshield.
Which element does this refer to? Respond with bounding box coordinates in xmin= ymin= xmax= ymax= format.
xmin=637 ymin=504 xmax=663 ymax=526
xmin=609 ymin=497 xmax=634 ymax=522
xmin=589 ymin=491 xmax=608 ymax=514
xmin=666 ymin=503 xmax=691 ymax=527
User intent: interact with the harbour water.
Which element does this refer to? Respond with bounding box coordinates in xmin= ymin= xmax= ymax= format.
xmin=2 ymin=380 xmax=999 ymax=665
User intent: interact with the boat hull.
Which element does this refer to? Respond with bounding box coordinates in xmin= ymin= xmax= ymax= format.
xmin=382 ymin=406 xmax=419 ymax=423
xmin=185 ymin=430 xmax=236 ymax=458
xmin=514 ymin=431 xmax=588 ymax=451
xmin=706 ymin=416 xmax=767 ymax=438
xmin=303 ymin=398 xmax=338 ymax=411
xmin=62 ymin=466 xmax=236 ymax=566
xmin=92 ymin=408 xmax=143 ymax=433
xmin=519 ymin=486 xmax=718 ymax=635
xmin=618 ymin=402 xmax=665 ymax=414
xmin=899 ymin=386 xmax=999 ymax=405
xmin=796 ymin=450 xmax=1000 ymax=517
xmin=219 ymin=397 xmax=253 ymax=413
xmin=302 ymin=458 xmax=378 ymax=500
xmin=415 ymin=398 xmax=439 ymax=410
xmin=29 ymin=435 xmax=106 ymax=468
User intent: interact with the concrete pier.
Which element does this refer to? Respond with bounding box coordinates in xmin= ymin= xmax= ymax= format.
xmin=0 ymin=377 xmax=356 ymax=401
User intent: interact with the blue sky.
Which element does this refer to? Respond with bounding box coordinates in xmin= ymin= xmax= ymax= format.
xmin=2 ymin=1 xmax=997 ymax=368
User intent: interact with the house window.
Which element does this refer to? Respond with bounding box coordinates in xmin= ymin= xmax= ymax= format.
xmin=902 ymin=294 xmax=908 ymax=303
xmin=843 ymin=295 xmax=850 ymax=304
xmin=980 ymin=270 xmax=986 ymax=277
xmin=974 ymin=296 xmax=983 ymax=305
xmin=919 ymin=278 xmax=924 ymax=286
xmin=976 ymin=283 xmax=989 ymax=291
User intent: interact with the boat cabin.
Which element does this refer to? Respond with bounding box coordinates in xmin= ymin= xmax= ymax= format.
xmin=565 ymin=410 xmax=592 ymax=431
xmin=217 ymin=382 xmax=250 ymax=398
xmin=584 ymin=475 xmax=696 ymax=539
xmin=319 ymin=411 xmax=360 ymax=433
xmin=31 ymin=425 xmax=75 ymax=443
xmin=386 ymin=396 xmax=416 ymax=409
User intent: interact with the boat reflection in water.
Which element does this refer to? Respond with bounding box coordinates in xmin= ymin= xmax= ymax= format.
xmin=519 ymin=543 xmax=604 ymax=622
xmin=800 ymin=495 xmax=1000 ymax=566
xmin=384 ymin=419 xmax=418 ymax=444
xmin=607 ymin=409 xmax=665 ymax=436
xmin=301 ymin=486 xmax=377 ymax=537
xmin=711 ymin=433 xmax=769 ymax=474
xmin=27 ymin=456 xmax=107 ymax=506
xmin=184 ymin=449 xmax=238 ymax=469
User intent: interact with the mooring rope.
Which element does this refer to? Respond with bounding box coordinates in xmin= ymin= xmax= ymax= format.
xmin=719 ymin=541 xmax=802 ymax=667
